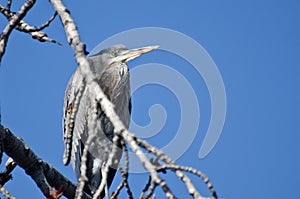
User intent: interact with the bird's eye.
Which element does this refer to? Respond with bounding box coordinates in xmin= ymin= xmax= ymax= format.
xmin=112 ymin=51 xmax=118 ymax=57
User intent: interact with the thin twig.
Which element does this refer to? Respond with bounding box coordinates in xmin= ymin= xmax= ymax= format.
xmin=0 ymin=0 xmax=36 ymax=62
xmin=111 ymin=181 xmax=124 ymax=199
xmin=28 ymin=12 xmax=58 ymax=32
xmin=156 ymin=164 xmax=218 ymax=199
xmin=93 ymin=134 xmax=121 ymax=199
xmin=75 ymin=98 xmax=101 ymax=199
xmin=139 ymin=175 xmax=152 ymax=199
xmin=0 ymin=4 xmax=61 ymax=46
xmin=137 ymin=138 xmax=205 ymax=199
xmin=118 ymin=167 xmax=133 ymax=199
xmin=74 ymin=135 xmax=91 ymax=199
xmin=111 ymin=140 xmax=132 ymax=199
xmin=105 ymin=183 xmax=109 ymax=199
xmin=120 ymin=141 xmax=133 ymax=199
xmin=6 ymin=0 xmax=12 ymax=10
xmin=0 ymin=184 xmax=15 ymax=199
xmin=123 ymin=141 xmax=129 ymax=177
xmin=0 ymin=5 xmax=11 ymax=18
xmin=0 ymin=158 xmax=17 ymax=186
xmin=143 ymin=181 xmax=157 ymax=199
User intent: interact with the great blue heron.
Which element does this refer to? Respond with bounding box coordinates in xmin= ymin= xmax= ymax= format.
xmin=62 ymin=44 xmax=159 ymax=197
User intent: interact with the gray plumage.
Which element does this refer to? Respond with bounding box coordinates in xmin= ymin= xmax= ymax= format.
xmin=62 ymin=44 xmax=159 ymax=196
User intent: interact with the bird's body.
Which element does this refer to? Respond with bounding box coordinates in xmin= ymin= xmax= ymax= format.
xmin=62 ymin=44 xmax=159 ymax=197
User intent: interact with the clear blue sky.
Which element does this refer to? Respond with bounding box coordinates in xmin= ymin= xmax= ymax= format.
xmin=0 ymin=1 xmax=299 ymax=198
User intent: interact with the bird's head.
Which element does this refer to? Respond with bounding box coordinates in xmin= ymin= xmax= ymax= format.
xmin=89 ymin=44 xmax=159 ymax=72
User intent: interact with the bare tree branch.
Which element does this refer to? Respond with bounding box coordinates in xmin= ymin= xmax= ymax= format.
xmin=0 ymin=125 xmax=92 ymax=199
xmin=0 ymin=158 xmax=16 ymax=186
xmin=111 ymin=142 xmax=133 ymax=199
xmin=136 ymin=138 xmax=206 ymax=198
xmin=119 ymin=143 xmax=133 ymax=199
xmin=0 ymin=184 xmax=15 ymax=199
xmin=143 ymin=179 xmax=157 ymax=199
xmin=28 ymin=12 xmax=58 ymax=32
xmin=0 ymin=4 xmax=61 ymax=46
xmin=0 ymin=0 xmax=36 ymax=62
xmin=139 ymin=175 xmax=152 ymax=199
xmin=156 ymin=164 xmax=217 ymax=199
xmin=6 ymin=0 xmax=12 ymax=10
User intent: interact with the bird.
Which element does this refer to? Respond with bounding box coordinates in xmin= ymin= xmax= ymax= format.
xmin=62 ymin=44 xmax=159 ymax=197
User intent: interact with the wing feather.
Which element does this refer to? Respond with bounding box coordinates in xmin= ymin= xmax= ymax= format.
xmin=63 ymin=68 xmax=89 ymax=169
